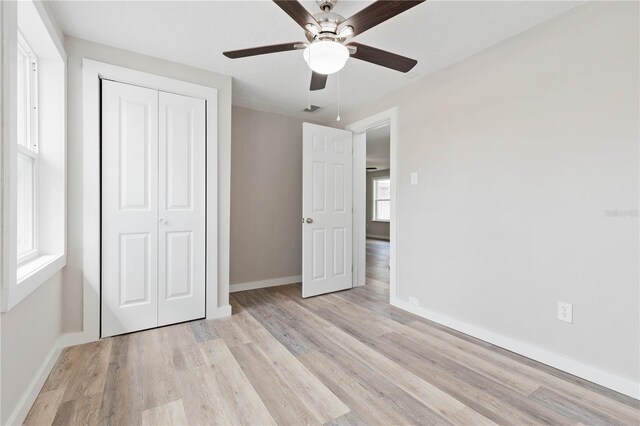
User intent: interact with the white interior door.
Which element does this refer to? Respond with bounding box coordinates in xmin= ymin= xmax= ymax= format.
xmin=102 ymin=80 xmax=206 ymax=337
xmin=102 ymin=80 xmax=159 ymax=337
xmin=302 ymin=123 xmax=353 ymax=298
xmin=157 ymin=91 xmax=206 ymax=326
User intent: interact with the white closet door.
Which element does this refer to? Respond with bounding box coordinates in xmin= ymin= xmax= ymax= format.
xmin=102 ymin=80 xmax=159 ymax=338
xmin=157 ymin=92 xmax=206 ymax=326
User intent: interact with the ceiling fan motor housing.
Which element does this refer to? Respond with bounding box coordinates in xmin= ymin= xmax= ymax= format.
xmin=306 ymin=11 xmax=347 ymax=42
xmin=316 ymin=0 xmax=337 ymax=12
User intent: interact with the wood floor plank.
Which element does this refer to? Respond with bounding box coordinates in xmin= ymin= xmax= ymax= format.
xmin=530 ymin=386 xmax=626 ymax=425
xmin=141 ymin=399 xmax=188 ymax=425
xmin=211 ymin=316 xmax=254 ymax=347
xmin=233 ymin=290 xmax=317 ymax=356
xmin=39 ymin=347 xmax=79 ymax=393
xmin=50 ymin=393 xmax=102 ymax=426
xmin=188 ymin=319 xmax=219 ymax=342
xmin=230 ymin=342 xmax=325 ymax=425
xmin=249 ymin=327 xmax=351 ymax=423
xmin=299 ymin=349 xmax=430 ymax=426
xmin=61 ymin=339 xmax=112 ymax=403
xmin=97 ymin=334 xmax=144 ymax=426
xmin=24 ymin=389 xmax=65 ymax=426
xmin=138 ymin=327 xmax=181 ymax=411
xmin=316 ymin=325 xmax=495 ymax=425
xmin=198 ymin=338 xmax=277 ymax=425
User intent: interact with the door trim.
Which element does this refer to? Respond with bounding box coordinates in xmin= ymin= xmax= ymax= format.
xmin=82 ymin=59 xmax=227 ymax=344
xmin=345 ymin=107 xmax=398 ymax=302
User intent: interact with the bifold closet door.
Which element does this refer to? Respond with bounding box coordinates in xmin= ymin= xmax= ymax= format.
xmin=157 ymin=91 xmax=206 ymax=326
xmin=102 ymin=80 xmax=159 ymax=338
xmin=102 ymin=80 xmax=206 ymax=338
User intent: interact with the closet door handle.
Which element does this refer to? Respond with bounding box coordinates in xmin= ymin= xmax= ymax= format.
xmin=159 ymin=218 xmax=166 ymax=225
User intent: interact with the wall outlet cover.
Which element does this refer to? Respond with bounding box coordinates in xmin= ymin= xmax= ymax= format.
xmin=558 ymin=301 xmax=573 ymax=323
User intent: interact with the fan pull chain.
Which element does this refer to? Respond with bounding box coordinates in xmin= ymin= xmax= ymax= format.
xmin=307 ymin=45 xmax=312 ymax=110
xmin=336 ymin=71 xmax=341 ymax=122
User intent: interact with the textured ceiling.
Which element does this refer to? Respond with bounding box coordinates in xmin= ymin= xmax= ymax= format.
xmin=51 ymin=1 xmax=582 ymax=121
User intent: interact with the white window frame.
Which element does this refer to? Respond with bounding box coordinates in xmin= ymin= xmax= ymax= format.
xmin=1 ymin=0 xmax=67 ymax=312
xmin=16 ymin=31 xmax=40 ymax=265
xmin=372 ymin=176 xmax=391 ymax=222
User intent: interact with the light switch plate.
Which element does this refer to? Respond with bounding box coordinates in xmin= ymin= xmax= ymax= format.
xmin=411 ymin=172 xmax=418 ymax=185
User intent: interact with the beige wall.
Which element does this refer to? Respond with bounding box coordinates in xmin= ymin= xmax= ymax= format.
xmin=366 ymin=169 xmax=390 ymax=239
xmin=230 ymin=106 xmax=306 ymax=285
xmin=341 ymin=1 xmax=639 ymax=387
xmin=62 ymin=37 xmax=233 ymax=332
xmin=1 ymin=273 xmax=63 ymax=424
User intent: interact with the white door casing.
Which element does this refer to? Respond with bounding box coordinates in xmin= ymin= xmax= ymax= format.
xmin=302 ymin=123 xmax=353 ymax=298
xmin=102 ymin=80 xmax=159 ymax=337
xmin=102 ymin=80 xmax=206 ymax=337
xmin=157 ymin=91 xmax=206 ymax=326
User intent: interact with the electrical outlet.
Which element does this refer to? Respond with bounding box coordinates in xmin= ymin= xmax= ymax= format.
xmin=558 ymin=302 xmax=573 ymax=323
xmin=409 ymin=297 xmax=419 ymax=305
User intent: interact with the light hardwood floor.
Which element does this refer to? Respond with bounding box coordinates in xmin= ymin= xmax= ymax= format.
xmin=26 ymin=239 xmax=639 ymax=425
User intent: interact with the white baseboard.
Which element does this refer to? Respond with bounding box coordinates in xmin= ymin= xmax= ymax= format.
xmin=6 ymin=336 xmax=64 ymax=425
xmin=207 ymin=304 xmax=232 ymax=320
xmin=230 ymin=275 xmax=302 ymax=293
xmin=366 ymin=234 xmax=390 ymax=241
xmin=391 ymin=297 xmax=640 ymax=400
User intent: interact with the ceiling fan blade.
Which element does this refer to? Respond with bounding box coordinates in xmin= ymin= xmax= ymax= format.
xmin=347 ymin=42 xmax=417 ymax=73
xmin=338 ymin=0 xmax=424 ymax=38
xmin=223 ymin=42 xmax=305 ymax=59
xmin=310 ymin=72 xmax=328 ymax=91
xmin=273 ymin=0 xmax=320 ymax=31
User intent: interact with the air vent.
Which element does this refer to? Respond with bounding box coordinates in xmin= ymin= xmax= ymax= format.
xmin=303 ymin=105 xmax=323 ymax=113
xmin=366 ymin=167 xmax=377 ymax=171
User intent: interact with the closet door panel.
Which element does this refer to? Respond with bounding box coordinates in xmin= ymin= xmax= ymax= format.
xmin=101 ymin=80 xmax=159 ymax=338
xmin=158 ymin=91 xmax=206 ymax=325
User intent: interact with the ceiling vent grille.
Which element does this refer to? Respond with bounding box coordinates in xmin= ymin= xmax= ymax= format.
xmin=303 ymin=105 xmax=323 ymax=112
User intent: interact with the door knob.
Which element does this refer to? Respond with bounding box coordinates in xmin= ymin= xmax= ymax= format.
xmin=306 ymin=218 xmax=313 ymax=224
xmin=159 ymin=218 xmax=166 ymax=224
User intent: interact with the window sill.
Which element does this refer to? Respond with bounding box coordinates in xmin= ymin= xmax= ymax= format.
xmin=1 ymin=253 xmax=66 ymax=312
xmin=372 ymin=219 xmax=390 ymax=223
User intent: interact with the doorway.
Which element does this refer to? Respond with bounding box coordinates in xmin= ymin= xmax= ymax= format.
xmin=365 ymin=124 xmax=391 ymax=285
xmin=347 ymin=107 xmax=398 ymax=303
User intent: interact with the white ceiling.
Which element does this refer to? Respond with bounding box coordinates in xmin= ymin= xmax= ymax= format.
xmin=51 ymin=1 xmax=582 ymax=121
xmin=366 ymin=125 xmax=390 ymax=171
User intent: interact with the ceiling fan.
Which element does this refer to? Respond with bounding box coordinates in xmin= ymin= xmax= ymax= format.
xmin=223 ymin=0 xmax=425 ymax=91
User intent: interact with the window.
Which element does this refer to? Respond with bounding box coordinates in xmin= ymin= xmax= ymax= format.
xmin=373 ymin=177 xmax=391 ymax=221
xmin=16 ymin=33 xmax=39 ymax=263
xmin=1 ymin=0 xmax=66 ymax=312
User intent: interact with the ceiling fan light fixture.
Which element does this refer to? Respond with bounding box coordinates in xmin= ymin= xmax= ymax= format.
xmin=303 ymin=40 xmax=349 ymax=75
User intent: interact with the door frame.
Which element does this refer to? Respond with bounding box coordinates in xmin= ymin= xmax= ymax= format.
xmin=345 ymin=107 xmax=398 ymax=301
xmin=80 ymin=59 xmax=225 ymax=344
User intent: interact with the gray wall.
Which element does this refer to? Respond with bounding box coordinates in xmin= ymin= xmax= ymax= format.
xmin=340 ymin=2 xmax=639 ymax=386
xmin=366 ymin=169 xmax=390 ymax=239
xmin=230 ymin=106 xmax=305 ymax=285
